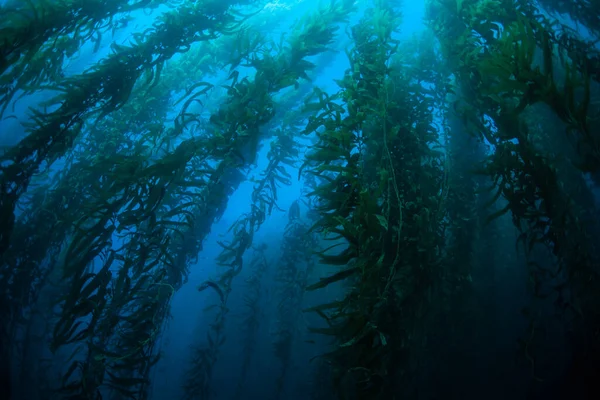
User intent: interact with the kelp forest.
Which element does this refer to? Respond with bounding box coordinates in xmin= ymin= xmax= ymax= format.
xmin=1 ymin=0 xmax=600 ymax=399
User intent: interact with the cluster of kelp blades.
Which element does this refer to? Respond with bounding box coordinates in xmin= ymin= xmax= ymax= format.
xmin=190 ymin=0 xmax=600 ymax=397
xmin=0 ymin=0 xmax=353 ymax=398
xmin=1 ymin=0 xmax=600 ymax=399
xmin=0 ymin=0 xmax=300 ymax=398
xmin=294 ymin=0 xmax=600 ymax=398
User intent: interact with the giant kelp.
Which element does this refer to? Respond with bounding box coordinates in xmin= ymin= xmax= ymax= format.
xmin=232 ymin=243 xmax=268 ymax=400
xmin=299 ymin=1 xmax=449 ymax=398
xmin=2 ymin=0 xmax=600 ymax=399
xmin=0 ymin=0 xmax=258 ymax=260
xmin=2 ymin=34 xmax=229 ymax=396
xmin=0 ymin=0 xmax=169 ymax=116
xmin=1 ymin=1 xmax=261 ymax=398
xmin=272 ymin=211 xmax=318 ymax=399
xmin=161 ymin=0 xmax=356 ymax=296
xmin=183 ymin=122 xmax=303 ymax=398
xmin=428 ymin=0 xmax=600 ymax=394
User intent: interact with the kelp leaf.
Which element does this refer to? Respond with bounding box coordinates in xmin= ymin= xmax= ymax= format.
xmin=374 ymin=214 xmax=388 ymax=230
xmin=305 ymin=267 xmax=360 ymax=291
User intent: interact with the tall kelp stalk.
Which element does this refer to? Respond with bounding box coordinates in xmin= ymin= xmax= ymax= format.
xmin=4 ymin=27 xmax=233 ymax=397
xmin=2 ymin=0 xmax=251 ymax=354
xmin=181 ymin=4 xmax=360 ymax=394
xmin=45 ymin=107 xmax=212 ymax=399
xmin=4 ymin=18 xmax=225 ymax=398
xmin=272 ymin=206 xmax=319 ymax=399
xmin=300 ymin=0 xmax=448 ymax=398
xmin=0 ymin=0 xmax=258 ymax=259
xmin=427 ymin=0 xmax=600 ymax=395
xmin=232 ymin=243 xmax=269 ymax=400
xmin=0 ymin=0 xmax=166 ymax=115
xmin=0 ymin=2 xmax=266 ymax=398
xmin=184 ymin=122 xmax=301 ymax=398
xmin=165 ymin=0 xmax=357 ymax=289
xmin=0 ymin=0 xmax=352 ymax=397
xmin=0 ymin=163 xmax=90 ymax=399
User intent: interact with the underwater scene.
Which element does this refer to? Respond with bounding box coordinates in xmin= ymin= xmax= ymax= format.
xmin=1 ymin=0 xmax=600 ymax=399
